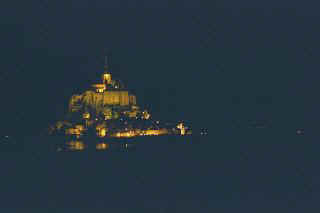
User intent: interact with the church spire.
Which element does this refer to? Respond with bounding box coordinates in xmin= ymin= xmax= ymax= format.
xmin=104 ymin=55 xmax=109 ymax=73
xmin=102 ymin=54 xmax=112 ymax=84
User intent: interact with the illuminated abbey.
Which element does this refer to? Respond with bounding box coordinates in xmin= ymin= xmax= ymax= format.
xmin=68 ymin=57 xmax=141 ymax=119
xmin=49 ymin=56 xmax=190 ymax=141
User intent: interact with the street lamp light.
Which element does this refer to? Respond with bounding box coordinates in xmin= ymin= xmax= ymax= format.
xmin=83 ymin=112 xmax=90 ymax=128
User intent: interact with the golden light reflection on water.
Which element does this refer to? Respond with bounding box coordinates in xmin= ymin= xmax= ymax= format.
xmin=96 ymin=143 xmax=109 ymax=150
xmin=57 ymin=140 xmax=136 ymax=152
xmin=66 ymin=141 xmax=86 ymax=151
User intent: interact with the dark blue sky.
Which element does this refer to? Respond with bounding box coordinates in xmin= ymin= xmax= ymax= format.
xmin=1 ymin=0 xmax=320 ymax=133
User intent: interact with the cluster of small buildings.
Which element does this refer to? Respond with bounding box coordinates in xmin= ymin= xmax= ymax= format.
xmin=65 ymin=119 xmax=188 ymax=138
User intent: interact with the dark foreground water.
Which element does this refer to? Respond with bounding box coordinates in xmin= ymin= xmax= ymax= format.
xmin=1 ymin=130 xmax=319 ymax=212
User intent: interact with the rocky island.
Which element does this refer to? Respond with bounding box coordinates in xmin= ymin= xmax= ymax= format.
xmin=49 ymin=57 xmax=191 ymax=142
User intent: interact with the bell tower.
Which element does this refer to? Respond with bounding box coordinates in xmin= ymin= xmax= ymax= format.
xmin=102 ymin=55 xmax=112 ymax=84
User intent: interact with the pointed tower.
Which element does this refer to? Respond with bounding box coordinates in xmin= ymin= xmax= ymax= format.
xmin=104 ymin=55 xmax=109 ymax=72
xmin=102 ymin=55 xmax=112 ymax=84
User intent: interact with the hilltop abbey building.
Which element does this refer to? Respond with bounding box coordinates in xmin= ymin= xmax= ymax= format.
xmin=68 ymin=56 xmax=140 ymax=119
xmin=69 ymin=55 xmax=150 ymax=125
xmin=90 ymin=59 xmax=137 ymax=106
xmin=49 ymin=55 xmax=189 ymax=141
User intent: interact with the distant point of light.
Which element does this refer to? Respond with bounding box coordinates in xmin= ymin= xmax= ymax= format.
xmin=296 ymin=129 xmax=304 ymax=135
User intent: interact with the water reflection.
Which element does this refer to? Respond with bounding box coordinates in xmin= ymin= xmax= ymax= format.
xmin=58 ymin=140 xmax=136 ymax=152
xmin=120 ymin=143 xmax=136 ymax=152
xmin=66 ymin=141 xmax=86 ymax=151
xmin=96 ymin=143 xmax=109 ymax=151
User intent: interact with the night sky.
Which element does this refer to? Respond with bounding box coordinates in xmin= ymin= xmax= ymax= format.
xmin=1 ymin=0 xmax=320 ymax=135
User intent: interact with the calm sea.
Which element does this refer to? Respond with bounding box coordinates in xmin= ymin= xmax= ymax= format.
xmin=0 ymin=130 xmax=319 ymax=212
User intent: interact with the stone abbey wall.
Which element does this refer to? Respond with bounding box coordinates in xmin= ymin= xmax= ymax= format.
xmin=103 ymin=91 xmax=129 ymax=106
xmin=129 ymin=95 xmax=137 ymax=106
xmin=69 ymin=90 xmax=136 ymax=113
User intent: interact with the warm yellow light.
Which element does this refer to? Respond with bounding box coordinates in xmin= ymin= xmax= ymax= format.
xmin=83 ymin=112 xmax=90 ymax=119
xmin=99 ymin=128 xmax=106 ymax=137
xmin=103 ymin=73 xmax=112 ymax=84
xmin=97 ymin=88 xmax=104 ymax=93
xmin=142 ymin=110 xmax=151 ymax=120
xmin=75 ymin=125 xmax=84 ymax=131
xmin=96 ymin=143 xmax=109 ymax=150
xmin=140 ymin=129 xmax=168 ymax=136
xmin=114 ymin=130 xmax=137 ymax=138
xmin=65 ymin=128 xmax=81 ymax=135
xmin=177 ymin=123 xmax=186 ymax=135
xmin=67 ymin=141 xmax=85 ymax=151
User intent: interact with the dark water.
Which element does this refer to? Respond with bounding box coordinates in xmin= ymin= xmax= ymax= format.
xmin=1 ymin=131 xmax=319 ymax=212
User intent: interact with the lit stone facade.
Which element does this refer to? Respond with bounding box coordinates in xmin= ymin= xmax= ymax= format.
xmin=69 ymin=91 xmax=136 ymax=113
